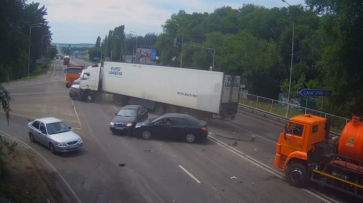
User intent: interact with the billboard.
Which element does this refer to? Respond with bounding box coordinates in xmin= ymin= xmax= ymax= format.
xmin=136 ymin=48 xmax=157 ymax=59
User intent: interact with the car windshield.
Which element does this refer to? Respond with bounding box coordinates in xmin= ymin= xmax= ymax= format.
xmin=46 ymin=122 xmax=70 ymax=135
xmin=67 ymin=68 xmax=82 ymax=74
xmin=117 ymin=109 xmax=137 ymax=117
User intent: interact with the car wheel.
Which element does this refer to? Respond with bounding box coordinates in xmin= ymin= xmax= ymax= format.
xmin=142 ymin=131 xmax=151 ymax=140
xmin=49 ymin=143 xmax=56 ymax=154
xmin=29 ymin=133 xmax=35 ymax=143
xmin=186 ymin=134 xmax=195 ymax=143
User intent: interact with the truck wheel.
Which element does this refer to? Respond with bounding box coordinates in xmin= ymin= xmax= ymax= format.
xmin=286 ymin=163 xmax=308 ymax=188
xmin=154 ymin=103 xmax=165 ymax=115
xmin=166 ymin=105 xmax=178 ymax=113
xmin=85 ymin=92 xmax=94 ymax=103
xmin=114 ymin=95 xmax=127 ymax=106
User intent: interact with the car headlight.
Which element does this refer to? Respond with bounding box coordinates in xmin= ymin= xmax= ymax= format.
xmin=135 ymin=123 xmax=141 ymax=128
xmin=110 ymin=122 xmax=114 ymax=126
xmin=126 ymin=123 xmax=132 ymax=127
xmin=56 ymin=142 xmax=66 ymax=146
xmin=78 ymin=138 xmax=83 ymax=143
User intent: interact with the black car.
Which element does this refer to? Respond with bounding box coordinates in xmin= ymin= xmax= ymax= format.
xmin=110 ymin=105 xmax=148 ymax=134
xmin=134 ymin=113 xmax=208 ymax=143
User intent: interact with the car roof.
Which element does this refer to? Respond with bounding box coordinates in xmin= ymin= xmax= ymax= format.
xmin=162 ymin=113 xmax=193 ymax=118
xmin=121 ymin=105 xmax=143 ymax=110
xmin=35 ymin=117 xmax=62 ymax=124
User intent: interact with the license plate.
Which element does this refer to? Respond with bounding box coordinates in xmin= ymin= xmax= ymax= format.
xmin=115 ymin=127 xmax=124 ymax=130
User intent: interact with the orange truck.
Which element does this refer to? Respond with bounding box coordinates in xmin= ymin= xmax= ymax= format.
xmin=275 ymin=114 xmax=363 ymax=199
xmin=65 ymin=65 xmax=84 ymax=88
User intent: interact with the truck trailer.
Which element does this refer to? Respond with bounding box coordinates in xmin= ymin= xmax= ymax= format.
xmin=275 ymin=114 xmax=363 ymax=199
xmin=78 ymin=62 xmax=240 ymax=119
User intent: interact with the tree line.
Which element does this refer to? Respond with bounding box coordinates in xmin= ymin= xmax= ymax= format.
xmin=0 ymin=0 xmax=55 ymax=122
xmin=151 ymin=0 xmax=362 ymax=118
xmin=89 ymin=25 xmax=159 ymax=62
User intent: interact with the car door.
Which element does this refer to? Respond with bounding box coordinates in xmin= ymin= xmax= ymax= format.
xmin=151 ymin=118 xmax=171 ymax=138
xmin=31 ymin=121 xmax=41 ymax=141
xmin=168 ymin=118 xmax=188 ymax=140
xmin=38 ymin=122 xmax=48 ymax=145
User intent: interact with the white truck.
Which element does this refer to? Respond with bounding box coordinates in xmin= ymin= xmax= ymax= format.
xmin=79 ymin=62 xmax=240 ymax=119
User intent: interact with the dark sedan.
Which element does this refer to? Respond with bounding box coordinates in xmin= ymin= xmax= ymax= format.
xmin=134 ymin=113 xmax=208 ymax=143
xmin=110 ymin=105 xmax=148 ymax=134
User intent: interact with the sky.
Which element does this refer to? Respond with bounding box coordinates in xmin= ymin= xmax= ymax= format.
xmin=36 ymin=0 xmax=306 ymax=43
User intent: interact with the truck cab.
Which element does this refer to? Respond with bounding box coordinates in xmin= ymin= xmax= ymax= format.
xmin=275 ymin=114 xmax=327 ymax=172
xmin=79 ymin=64 xmax=102 ymax=102
xmin=65 ymin=65 xmax=84 ymax=88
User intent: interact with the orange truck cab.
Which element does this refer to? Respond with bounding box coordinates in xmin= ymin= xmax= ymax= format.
xmin=275 ymin=114 xmax=363 ymax=198
xmin=66 ymin=65 xmax=84 ymax=88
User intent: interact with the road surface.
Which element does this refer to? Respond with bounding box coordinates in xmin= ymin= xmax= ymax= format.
xmin=0 ymin=58 xmax=358 ymax=203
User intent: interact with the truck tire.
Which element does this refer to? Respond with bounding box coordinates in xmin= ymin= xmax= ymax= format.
xmin=114 ymin=95 xmax=127 ymax=106
xmin=286 ymin=163 xmax=308 ymax=188
xmin=154 ymin=103 xmax=165 ymax=115
xmin=85 ymin=92 xmax=94 ymax=103
xmin=166 ymin=105 xmax=178 ymax=113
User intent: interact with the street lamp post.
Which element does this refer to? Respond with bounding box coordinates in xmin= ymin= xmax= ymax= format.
xmin=41 ymin=34 xmax=49 ymax=58
xmin=130 ymin=31 xmax=138 ymax=63
xmin=28 ymin=23 xmax=42 ymax=78
xmin=282 ymin=0 xmax=295 ymax=118
xmin=183 ymin=43 xmax=215 ymax=71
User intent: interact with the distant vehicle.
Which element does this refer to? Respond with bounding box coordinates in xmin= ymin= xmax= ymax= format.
xmin=65 ymin=65 xmax=84 ymax=87
xmin=63 ymin=56 xmax=70 ymax=65
xmin=60 ymin=55 xmax=64 ymax=60
xmin=134 ymin=113 xmax=208 ymax=143
xmin=55 ymin=54 xmax=60 ymax=59
xmin=69 ymin=78 xmax=81 ymax=99
xmin=27 ymin=117 xmax=83 ymax=154
xmin=110 ymin=105 xmax=148 ymax=135
xmin=79 ymin=62 xmax=240 ymax=120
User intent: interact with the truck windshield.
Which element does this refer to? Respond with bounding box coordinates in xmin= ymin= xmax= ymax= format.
xmin=67 ymin=68 xmax=82 ymax=74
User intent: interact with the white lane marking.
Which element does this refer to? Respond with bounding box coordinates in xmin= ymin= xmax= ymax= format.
xmin=0 ymin=131 xmax=82 ymax=203
xmin=51 ymin=61 xmax=55 ymax=78
xmin=212 ymin=186 xmax=217 ymax=191
xmin=71 ymin=99 xmax=82 ymax=129
xmin=113 ymin=106 xmax=118 ymax=111
xmin=173 ymin=155 xmax=177 ymax=158
xmin=178 ymin=165 xmax=201 ymax=184
xmin=224 ymin=122 xmax=277 ymax=144
xmin=306 ymin=189 xmax=340 ymax=203
xmin=8 ymin=80 xmax=63 ymax=88
xmin=215 ymin=195 xmax=221 ymax=200
xmin=158 ymin=147 xmax=162 ymax=150
xmin=209 ymin=136 xmax=283 ymax=178
xmin=208 ymin=136 xmax=336 ymax=203
xmin=11 ymin=91 xmax=69 ymax=96
xmin=173 ymin=159 xmax=177 ymax=163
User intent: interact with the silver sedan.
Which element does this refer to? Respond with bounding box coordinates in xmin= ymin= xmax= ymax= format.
xmin=27 ymin=117 xmax=83 ymax=154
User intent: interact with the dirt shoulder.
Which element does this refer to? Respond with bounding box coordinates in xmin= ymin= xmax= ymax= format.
xmin=0 ymin=137 xmax=76 ymax=203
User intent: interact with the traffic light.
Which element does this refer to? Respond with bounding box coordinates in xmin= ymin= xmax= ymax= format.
xmin=68 ymin=44 xmax=72 ymax=50
xmin=173 ymin=38 xmax=179 ymax=48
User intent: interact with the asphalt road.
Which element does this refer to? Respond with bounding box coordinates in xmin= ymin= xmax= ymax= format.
xmin=0 ymin=59 xmax=358 ymax=203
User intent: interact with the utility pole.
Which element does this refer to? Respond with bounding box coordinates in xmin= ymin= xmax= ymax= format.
xmin=28 ymin=23 xmax=42 ymax=78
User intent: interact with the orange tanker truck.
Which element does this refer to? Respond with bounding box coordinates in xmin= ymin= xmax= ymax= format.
xmin=275 ymin=114 xmax=363 ymax=198
xmin=65 ymin=65 xmax=84 ymax=88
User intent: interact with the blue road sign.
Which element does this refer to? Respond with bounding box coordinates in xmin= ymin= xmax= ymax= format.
xmin=298 ymin=89 xmax=332 ymax=97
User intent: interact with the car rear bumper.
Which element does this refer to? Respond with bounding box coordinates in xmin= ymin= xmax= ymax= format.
xmin=55 ymin=142 xmax=83 ymax=152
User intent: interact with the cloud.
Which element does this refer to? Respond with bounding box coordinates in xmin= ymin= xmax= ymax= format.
xmin=36 ymin=0 xmax=305 ymax=43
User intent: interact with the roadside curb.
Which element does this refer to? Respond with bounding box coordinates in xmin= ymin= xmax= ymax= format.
xmin=0 ymin=131 xmax=82 ymax=203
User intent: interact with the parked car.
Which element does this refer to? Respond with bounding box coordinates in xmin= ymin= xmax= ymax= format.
xmin=27 ymin=117 xmax=83 ymax=154
xmin=69 ymin=78 xmax=81 ymax=99
xmin=110 ymin=105 xmax=148 ymax=134
xmin=134 ymin=113 xmax=208 ymax=143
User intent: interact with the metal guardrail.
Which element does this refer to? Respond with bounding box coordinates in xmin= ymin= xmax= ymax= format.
xmin=239 ymin=92 xmax=348 ymax=136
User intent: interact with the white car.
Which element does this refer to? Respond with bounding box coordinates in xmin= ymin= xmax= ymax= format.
xmin=27 ymin=117 xmax=83 ymax=154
